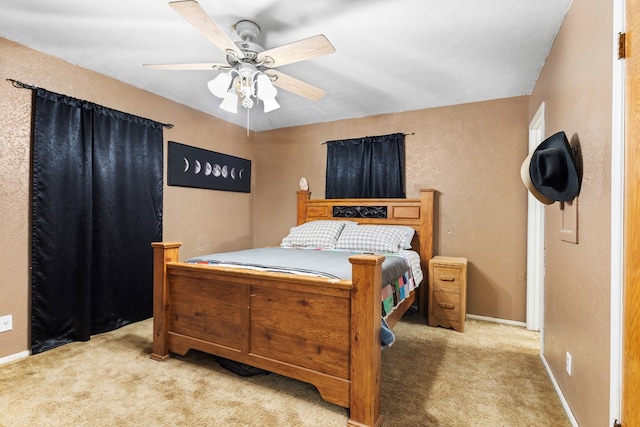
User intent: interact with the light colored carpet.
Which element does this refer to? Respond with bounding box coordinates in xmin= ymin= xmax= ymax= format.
xmin=0 ymin=313 xmax=570 ymax=426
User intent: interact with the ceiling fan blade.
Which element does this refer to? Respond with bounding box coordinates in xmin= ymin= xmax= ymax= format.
xmin=265 ymin=70 xmax=327 ymax=101
xmin=169 ymin=0 xmax=243 ymax=58
xmin=144 ymin=62 xmax=229 ymax=70
xmin=257 ymin=34 xmax=335 ymax=68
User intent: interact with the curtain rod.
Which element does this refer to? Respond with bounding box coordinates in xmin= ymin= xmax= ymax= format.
xmin=320 ymin=132 xmax=415 ymax=144
xmin=7 ymin=78 xmax=174 ymax=129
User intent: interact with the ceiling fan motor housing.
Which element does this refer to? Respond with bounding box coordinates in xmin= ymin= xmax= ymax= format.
xmin=235 ymin=20 xmax=260 ymax=41
xmin=229 ymin=20 xmax=264 ymax=63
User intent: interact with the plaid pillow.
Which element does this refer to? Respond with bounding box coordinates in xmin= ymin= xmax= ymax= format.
xmin=281 ymin=220 xmax=346 ymax=248
xmin=336 ymin=225 xmax=406 ymax=253
xmin=381 ymin=225 xmax=415 ymax=249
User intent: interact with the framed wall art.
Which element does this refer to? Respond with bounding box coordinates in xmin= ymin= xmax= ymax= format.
xmin=168 ymin=141 xmax=251 ymax=193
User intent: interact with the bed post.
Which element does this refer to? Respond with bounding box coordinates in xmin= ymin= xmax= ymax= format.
xmin=150 ymin=242 xmax=182 ymax=361
xmin=297 ymin=190 xmax=311 ymax=225
xmin=348 ymin=254 xmax=384 ymax=427
xmin=419 ymin=189 xmax=436 ymax=317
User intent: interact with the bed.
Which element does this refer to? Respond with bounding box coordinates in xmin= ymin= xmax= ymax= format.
xmin=151 ymin=189 xmax=436 ymax=427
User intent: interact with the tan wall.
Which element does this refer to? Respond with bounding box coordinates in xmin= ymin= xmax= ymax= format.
xmin=529 ymin=0 xmax=613 ymax=425
xmin=254 ymin=97 xmax=530 ymax=322
xmin=0 ymin=38 xmax=254 ymax=359
xmin=2 ymin=4 xmax=616 ymax=420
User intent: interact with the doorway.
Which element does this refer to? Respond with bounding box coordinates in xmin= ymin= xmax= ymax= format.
xmin=526 ymin=102 xmax=546 ymax=336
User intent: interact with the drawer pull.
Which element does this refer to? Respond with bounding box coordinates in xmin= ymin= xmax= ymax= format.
xmin=438 ymin=275 xmax=455 ymax=281
xmin=438 ymin=302 xmax=455 ymax=309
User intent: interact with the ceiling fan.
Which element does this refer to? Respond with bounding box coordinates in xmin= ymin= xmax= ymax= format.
xmin=144 ymin=0 xmax=336 ymax=114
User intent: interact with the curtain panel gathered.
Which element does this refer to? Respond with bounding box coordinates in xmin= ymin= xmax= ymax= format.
xmin=325 ymin=133 xmax=405 ymax=199
xmin=31 ymin=88 xmax=163 ymax=354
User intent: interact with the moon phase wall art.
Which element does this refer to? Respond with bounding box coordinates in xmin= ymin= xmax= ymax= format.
xmin=168 ymin=141 xmax=251 ymax=193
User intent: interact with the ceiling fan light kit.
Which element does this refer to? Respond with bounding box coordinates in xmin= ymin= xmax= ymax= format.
xmin=145 ymin=0 xmax=335 ymax=124
xmin=208 ymin=63 xmax=279 ymax=113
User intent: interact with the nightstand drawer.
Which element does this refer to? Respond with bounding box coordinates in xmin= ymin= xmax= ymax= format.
xmin=432 ymin=266 xmax=461 ymax=292
xmin=431 ymin=291 xmax=461 ymax=321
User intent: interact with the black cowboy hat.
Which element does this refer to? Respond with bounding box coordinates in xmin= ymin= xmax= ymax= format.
xmin=520 ymin=131 xmax=582 ymax=205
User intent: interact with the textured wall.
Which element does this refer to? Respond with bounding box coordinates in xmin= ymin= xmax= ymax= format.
xmin=0 ymin=40 xmax=32 ymax=357
xmin=0 ymin=38 xmax=254 ymax=359
xmin=529 ymin=0 xmax=613 ymax=425
xmin=254 ymin=97 xmax=530 ymax=322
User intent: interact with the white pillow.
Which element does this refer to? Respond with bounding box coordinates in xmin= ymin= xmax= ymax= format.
xmin=281 ymin=220 xmax=346 ymax=248
xmin=335 ymin=225 xmax=406 ymax=253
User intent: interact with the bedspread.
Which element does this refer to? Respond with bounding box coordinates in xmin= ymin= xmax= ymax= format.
xmin=189 ymin=247 xmax=415 ymax=282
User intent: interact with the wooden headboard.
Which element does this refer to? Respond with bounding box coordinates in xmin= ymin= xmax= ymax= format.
xmin=296 ymin=189 xmax=436 ymax=316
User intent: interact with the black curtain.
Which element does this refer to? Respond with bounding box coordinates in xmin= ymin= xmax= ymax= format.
xmin=31 ymin=88 xmax=163 ymax=354
xmin=325 ymin=133 xmax=405 ymax=199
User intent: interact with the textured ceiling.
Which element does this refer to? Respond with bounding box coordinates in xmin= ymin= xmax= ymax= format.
xmin=0 ymin=0 xmax=571 ymax=132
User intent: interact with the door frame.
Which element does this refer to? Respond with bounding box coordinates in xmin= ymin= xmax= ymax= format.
xmin=526 ymin=102 xmax=546 ymax=335
xmin=610 ymin=0 xmax=624 ymax=423
xmin=621 ymin=0 xmax=640 ymax=423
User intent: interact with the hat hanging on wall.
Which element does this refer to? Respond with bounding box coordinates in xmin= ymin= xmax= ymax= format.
xmin=520 ymin=131 xmax=583 ymax=205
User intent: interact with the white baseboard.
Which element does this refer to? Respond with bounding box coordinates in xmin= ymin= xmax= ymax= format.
xmin=0 ymin=350 xmax=30 ymax=366
xmin=540 ymin=353 xmax=579 ymax=426
xmin=466 ymin=313 xmax=527 ymax=328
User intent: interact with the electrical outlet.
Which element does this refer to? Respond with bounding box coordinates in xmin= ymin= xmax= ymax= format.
xmin=0 ymin=315 xmax=13 ymax=333
xmin=566 ymin=352 xmax=572 ymax=376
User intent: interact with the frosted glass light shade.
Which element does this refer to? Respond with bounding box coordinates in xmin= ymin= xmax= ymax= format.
xmin=208 ymin=73 xmax=232 ymax=98
xmin=256 ymin=73 xmax=277 ymax=100
xmin=219 ymin=90 xmax=238 ymax=113
xmin=262 ymin=97 xmax=280 ymax=113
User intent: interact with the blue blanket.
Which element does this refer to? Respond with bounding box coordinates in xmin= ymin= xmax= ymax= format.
xmin=188 ymin=246 xmax=409 ymax=285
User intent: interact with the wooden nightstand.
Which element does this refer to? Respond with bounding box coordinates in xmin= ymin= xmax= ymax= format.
xmin=428 ymin=256 xmax=468 ymax=332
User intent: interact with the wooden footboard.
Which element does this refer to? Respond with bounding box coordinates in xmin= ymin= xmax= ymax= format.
xmin=151 ymin=189 xmax=435 ymax=427
xmin=151 ymin=242 xmax=384 ymax=426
